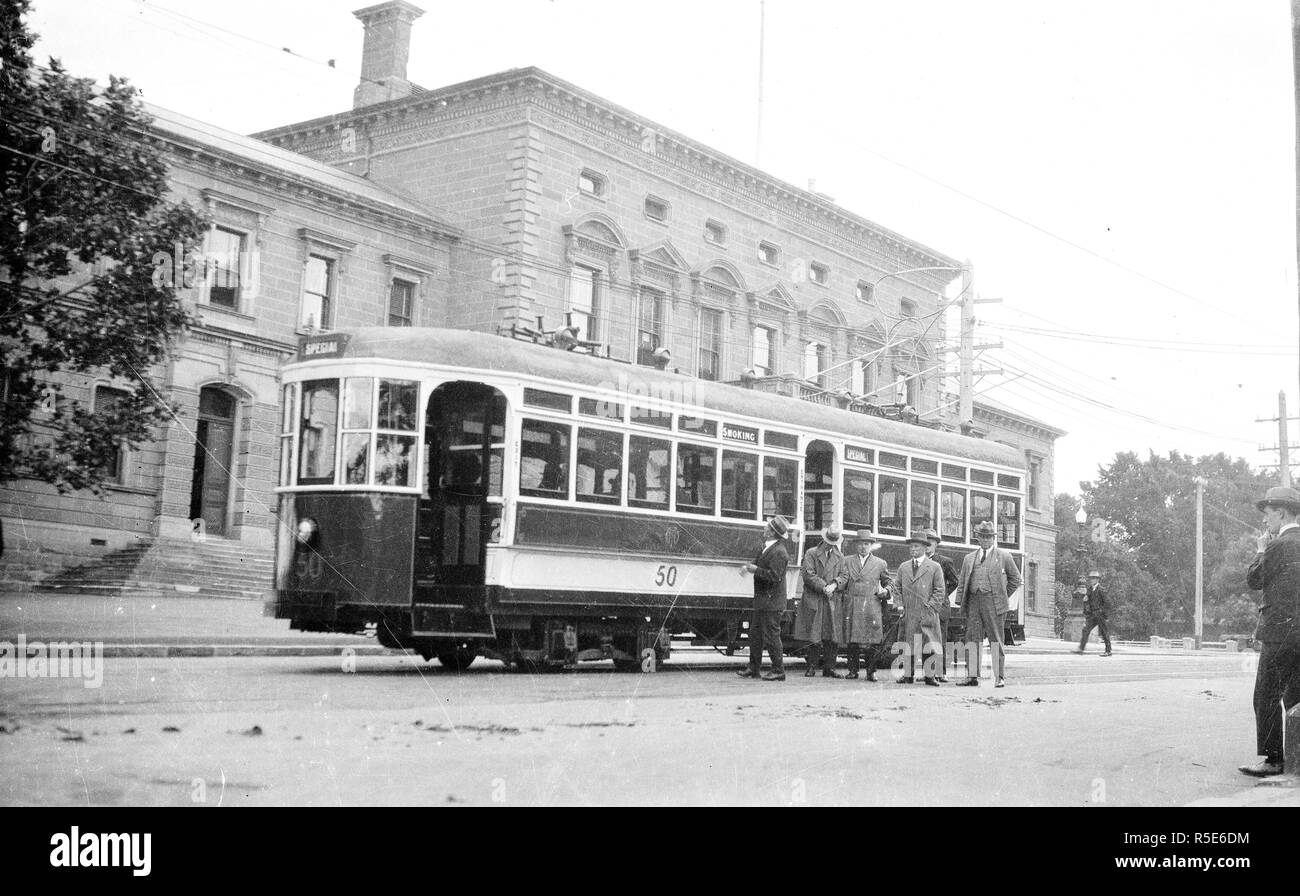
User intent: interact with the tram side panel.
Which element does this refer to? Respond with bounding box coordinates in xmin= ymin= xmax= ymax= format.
xmin=273 ymin=492 xmax=416 ymax=633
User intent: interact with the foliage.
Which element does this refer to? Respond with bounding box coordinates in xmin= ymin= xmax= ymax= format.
xmin=1054 ymin=451 xmax=1269 ymax=639
xmin=1 ymin=0 xmax=205 ymax=492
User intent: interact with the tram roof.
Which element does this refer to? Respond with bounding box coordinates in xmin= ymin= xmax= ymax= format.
xmin=314 ymin=327 xmax=1025 ymax=470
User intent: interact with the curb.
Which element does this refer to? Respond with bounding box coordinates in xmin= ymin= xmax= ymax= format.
xmin=98 ymin=644 xmax=396 ymax=658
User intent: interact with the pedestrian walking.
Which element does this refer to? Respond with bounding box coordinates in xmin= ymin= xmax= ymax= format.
xmin=738 ymin=515 xmax=792 ymax=681
xmin=925 ymin=528 xmax=960 ymax=681
xmin=955 ymin=520 xmax=1023 ymax=688
xmin=842 ymin=529 xmax=891 ymax=680
xmin=890 ymin=532 xmax=946 ymax=685
xmin=795 ymin=526 xmax=849 ymax=677
xmin=1073 ymin=571 xmax=1113 ymax=656
xmin=1239 ymin=486 xmax=1300 ymax=777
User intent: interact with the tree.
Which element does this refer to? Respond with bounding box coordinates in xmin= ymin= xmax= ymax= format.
xmin=1 ymin=0 xmax=205 ymax=493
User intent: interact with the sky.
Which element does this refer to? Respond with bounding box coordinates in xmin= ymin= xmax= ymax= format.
xmin=25 ymin=0 xmax=1300 ymax=498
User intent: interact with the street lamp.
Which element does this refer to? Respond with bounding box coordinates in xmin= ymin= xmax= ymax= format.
xmin=1074 ymin=505 xmax=1090 ymax=602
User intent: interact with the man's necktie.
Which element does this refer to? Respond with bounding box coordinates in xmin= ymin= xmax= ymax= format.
xmin=913 ymin=559 xmax=919 ymax=574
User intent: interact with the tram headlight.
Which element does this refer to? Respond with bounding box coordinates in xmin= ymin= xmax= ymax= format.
xmin=296 ymin=517 xmax=320 ymax=547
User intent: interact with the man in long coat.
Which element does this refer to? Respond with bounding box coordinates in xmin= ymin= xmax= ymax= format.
xmin=890 ymin=532 xmax=946 ymax=685
xmin=843 ymin=529 xmax=891 ymax=681
xmin=1240 ymin=486 xmax=1300 ymax=777
xmin=925 ymin=528 xmax=960 ymax=681
xmin=795 ymin=526 xmax=849 ymax=677
xmin=738 ymin=515 xmax=792 ymax=682
xmin=956 ymin=520 xmax=1023 ymax=688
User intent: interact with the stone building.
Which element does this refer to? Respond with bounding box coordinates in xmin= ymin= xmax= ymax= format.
xmin=0 ymin=102 xmax=459 ymax=595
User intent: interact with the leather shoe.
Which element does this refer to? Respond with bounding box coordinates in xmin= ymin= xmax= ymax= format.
xmin=956 ymin=678 xmax=980 ymax=687
xmin=995 ymin=677 xmax=1005 ymax=688
xmin=1238 ymin=759 xmax=1284 ymax=777
xmin=898 ymin=676 xmax=915 ymax=684
xmin=845 ymin=671 xmax=859 ymax=679
xmin=1100 ymin=651 xmax=1112 ymax=657
xmin=822 ymin=669 xmax=843 ymax=679
xmin=864 ymin=672 xmax=877 ymax=682
xmin=1071 ymin=649 xmax=1085 ymax=654
xmin=923 ymin=677 xmax=940 ymax=687
xmin=761 ymin=671 xmax=786 ymax=682
xmin=804 ymin=667 xmax=817 ymax=677
xmin=736 ymin=668 xmax=758 ymax=678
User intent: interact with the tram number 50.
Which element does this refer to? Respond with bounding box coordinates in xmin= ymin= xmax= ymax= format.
xmin=654 ymin=564 xmax=678 ymax=587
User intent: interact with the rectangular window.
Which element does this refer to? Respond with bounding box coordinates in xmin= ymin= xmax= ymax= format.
xmin=1027 ymin=456 xmax=1043 ymax=508
xmin=578 ymin=170 xmax=605 ymax=197
xmin=206 ymin=226 xmax=244 ymax=309
xmin=704 ymin=220 xmax=726 ymax=245
xmin=341 ymin=377 xmax=373 ymax=485
xmin=851 ymin=360 xmax=865 ymax=395
xmin=375 ymin=379 xmax=418 ymax=487
xmin=762 ymin=456 xmax=798 ymax=520
xmin=900 ymin=299 xmax=916 ymax=319
xmin=1026 ymin=560 xmax=1039 ymax=612
xmin=579 ymin=396 xmax=622 ymax=420
xmin=855 ymin=280 xmax=874 ymax=303
xmin=809 ymin=262 xmax=829 ymax=285
xmin=970 ymin=491 xmax=995 ymax=542
xmin=678 ymin=416 xmax=717 ymax=437
xmin=676 ymin=444 xmax=717 ymax=515
xmin=298 ymin=379 xmax=339 ymax=484
xmin=940 ymin=487 xmax=967 ymax=542
xmin=279 ymin=383 xmax=296 ymax=487
xmin=569 ymin=265 xmax=601 ymax=342
xmin=636 ymin=289 xmax=664 ymax=366
xmin=301 ymin=255 xmax=333 ymax=330
xmin=942 ymin=464 xmax=968 ymax=481
xmin=519 ymin=419 xmax=570 ymax=499
xmin=751 ymin=326 xmax=774 ymax=376
xmin=721 ymin=450 xmax=758 ymax=520
xmin=523 ymin=388 xmax=572 ymax=413
xmin=630 ymin=405 xmax=672 ymax=429
xmin=576 ymin=427 xmax=623 ymax=505
xmin=377 ymin=380 xmax=418 ymax=432
xmin=628 ymin=435 xmax=670 ymax=510
xmin=910 ymin=481 xmax=937 ymax=533
xmin=803 ymin=342 xmax=826 ymax=384
xmin=645 ymin=196 xmax=669 ymax=222
xmin=93 ymin=386 xmax=130 ymax=482
xmin=698 ymin=308 xmax=722 ymax=382
xmin=971 ymin=469 xmax=995 ymax=486
xmin=998 ymin=473 xmax=1022 ymax=490
xmin=998 ymin=496 xmax=1021 ymax=548
xmin=758 ymin=242 xmax=779 ymax=265
xmin=911 ymin=458 xmax=938 ymax=475
xmin=764 ymin=430 xmax=799 ymax=451
xmin=878 ymin=475 xmax=907 ymax=536
xmin=880 ymin=451 xmax=907 ymax=470
xmin=843 ymin=469 xmax=874 ymax=530
xmin=388 ymin=280 xmax=414 ymax=327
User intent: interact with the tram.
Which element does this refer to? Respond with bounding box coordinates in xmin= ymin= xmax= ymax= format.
xmin=269 ymin=327 xmax=1027 ymax=670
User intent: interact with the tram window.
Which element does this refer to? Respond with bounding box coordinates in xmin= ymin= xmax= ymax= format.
xmin=378 ymin=380 xmax=419 ymax=431
xmin=940 ymin=488 xmax=967 ymax=541
xmin=997 ymin=496 xmax=1021 ymax=548
xmin=523 ymin=388 xmax=572 ymax=413
xmin=843 ymin=470 xmax=874 ymax=530
xmin=343 ymin=378 xmax=373 ymax=429
xmin=878 ymin=475 xmax=907 ymax=536
xmin=998 ymin=474 xmax=1021 ymax=490
xmin=630 ymin=404 xmax=672 ymax=429
xmin=679 ymin=416 xmax=718 ymax=438
xmin=677 ymin=444 xmax=717 ymax=515
xmin=576 ymin=428 xmax=623 ymax=505
xmin=280 ymin=384 xmax=296 ymax=435
xmin=375 ymin=434 xmax=415 ymax=487
xmin=910 ymin=481 xmax=937 ymax=532
xmin=721 ymin=451 xmax=758 ymax=519
xmin=579 ymin=396 xmax=623 ymax=420
xmin=449 ymin=400 xmax=505 ymax=447
xmin=971 ymin=469 xmax=995 ymax=486
xmin=880 ymin=451 xmax=907 ymax=470
xmin=942 ymin=464 xmax=968 ymax=481
xmin=279 ymin=383 xmax=296 ymax=487
xmin=298 ymin=379 xmax=339 ymax=485
xmin=519 ymin=419 xmax=571 ymax=498
xmin=764 ymin=430 xmax=799 ymax=451
xmin=279 ymin=435 xmax=293 ymax=487
xmin=628 ymin=436 xmax=670 ymax=510
xmin=762 ymin=457 xmax=798 ymax=519
xmin=970 ymin=491 xmax=994 ymax=542
xmin=343 ymin=433 xmax=369 ymax=484
xmin=912 ymin=458 xmax=938 ymax=476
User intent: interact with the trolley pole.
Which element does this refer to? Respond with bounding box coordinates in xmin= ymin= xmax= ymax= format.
xmin=1194 ymin=476 xmax=1205 ymax=649
xmin=958 ymin=259 xmax=975 ymax=430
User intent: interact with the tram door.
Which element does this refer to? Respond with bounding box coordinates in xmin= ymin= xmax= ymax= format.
xmin=803 ymin=440 xmax=836 ymax=548
xmin=415 ymin=382 xmax=506 ymax=607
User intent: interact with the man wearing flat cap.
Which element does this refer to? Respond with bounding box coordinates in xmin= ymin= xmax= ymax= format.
xmin=891 ymin=532 xmax=946 ymax=685
xmin=1240 ymin=486 xmax=1300 ymax=777
xmin=956 ymin=520 xmax=1023 ymax=688
xmin=842 ymin=530 xmax=892 ymax=680
xmin=738 ymin=515 xmax=792 ymax=682
xmin=795 ymin=526 xmax=849 ymax=677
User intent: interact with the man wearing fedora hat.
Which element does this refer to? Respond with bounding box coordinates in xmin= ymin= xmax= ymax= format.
xmin=890 ymin=532 xmax=946 ymax=685
xmin=738 ymin=516 xmax=792 ymax=682
xmin=843 ymin=530 xmax=892 ymax=680
xmin=1240 ymin=486 xmax=1300 ymax=776
xmin=795 ymin=526 xmax=850 ymax=677
xmin=1074 ymin=571 xmax=1113 ymax=656
xmin=955 ymin=520 xmax=1023 ymax=687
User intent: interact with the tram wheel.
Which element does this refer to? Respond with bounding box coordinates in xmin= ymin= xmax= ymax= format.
xmin=437 ymin=649 xmax=478 ymax=671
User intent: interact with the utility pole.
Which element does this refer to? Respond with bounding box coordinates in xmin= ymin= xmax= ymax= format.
xmin=958 ymin=259 xmax=974 ymax=429
xmin=1255 ymin=391 xmax=1299 ymax=484
xmin=1194 ymin=476 xmax=1205 ymax=649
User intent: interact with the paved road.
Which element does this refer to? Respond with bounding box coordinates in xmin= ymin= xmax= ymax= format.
xmin=1 ymin=649 xmax=1294 ymax=806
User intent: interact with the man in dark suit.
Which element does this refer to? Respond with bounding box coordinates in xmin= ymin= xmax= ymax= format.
xmin=1074 ymin=571 xmax=1113 ymax=655
xmin=955 ymin=520 xmax=1023 ymax=688
xmin=1240 ymin=486 xmax=1300 ymax=776
xmin=925 ymin=528 xmax=959 ymax=681
xmin=738 ymin=515 xmax=791 ymax=682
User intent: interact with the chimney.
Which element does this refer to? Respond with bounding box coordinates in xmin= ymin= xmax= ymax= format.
xmin=352 ymin=1 xmax=425 ymax=109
